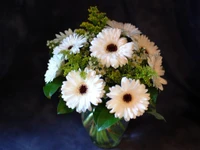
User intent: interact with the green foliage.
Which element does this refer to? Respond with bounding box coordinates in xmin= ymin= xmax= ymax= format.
xmin=134 ymin=65 xmax=156 ymax=86
xmin=103 ymin=61 xmax=134 ymax=86
xmin=75 ymin=29 xmax=87 ymax=35
xmin=43 ymin=77 xmax=64 ymax=99
xmin=93 ymin=103 xmax=120 ymax=131
xmin=102 ymin=61 xmax=155 ymax=88
xmin=106 ymin=69 xmax=122 ymax=85
xmin=46 ymin=40 xmax=58 ymax=50
xmin=62 ymin=51 xmax=90 ymax=76
xmin=147 ymin=88 xmax=165 ymax=121
xmin=90 ymin=57 xmax=99 ymax=66
xmin=76 ymin=6 xmax=108 ymax=35
xmin=46 ymin=40 xmax=59 ymax=56
xmin=147 ymin=109 xmax=166 ymax=122
xmin=57 ymin=98 xmax=74 ymax=114
xmin=148 ymin=87 xmax=158 ymax=107
xmin=80 ymin=71 xmax=87 ymax=79
xmin=120 ymin=61 xmax=135 ymax=78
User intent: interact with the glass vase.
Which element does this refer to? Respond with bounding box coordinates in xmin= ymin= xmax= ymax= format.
xmin=81 ymin=110 xmax=129 ymax=149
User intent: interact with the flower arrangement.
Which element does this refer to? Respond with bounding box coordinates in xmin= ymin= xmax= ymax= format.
xmin=43 ymin=6 xmax=167 ymax=148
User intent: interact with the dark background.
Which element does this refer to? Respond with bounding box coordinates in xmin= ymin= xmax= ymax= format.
xmin=0 ymin=0 xmax=200 ymax=150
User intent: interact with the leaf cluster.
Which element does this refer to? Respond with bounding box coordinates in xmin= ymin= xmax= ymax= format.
xmin=76 ymin=6 xmax=108 ymax=35
xmin=134 ymin=65 xmax=156 ymax=87
xmin=61 ymin=51 xmax=90 ymax=76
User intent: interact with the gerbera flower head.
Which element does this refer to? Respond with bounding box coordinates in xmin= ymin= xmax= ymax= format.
xmin=90 ymin=28 xmax=134 ymax=68
xmin=44 ymin=54 xmax=64 ymax=83
xmin=53 ymin=33 xmax=87 ymax=55
xmin=137 ymin=35 xmax=160 ymax=55
xmin=107 ymin=20 xmax=124 ymax=29
xmin=148 ymin=55 xmax=167 ymax=90
xmin=53 ymin=28 xmax=73 ymax=43
xmin=106 ymin=77 xmax=150 ymax=121
xmin=61 ymin=69 xmax=105 ymax=113
xmin=107 ymin=20 xmax=141 ymax=37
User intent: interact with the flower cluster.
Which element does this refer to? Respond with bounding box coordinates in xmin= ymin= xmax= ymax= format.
xmin=44 ymin=6 xmax=167 ymax=127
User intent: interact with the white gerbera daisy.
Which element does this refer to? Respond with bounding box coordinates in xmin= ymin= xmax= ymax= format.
xmin=53 ymin=33 xmax=87 ymax=55
xmin=90 ymin=28 xmax=134 ymax=68
xmin=107 ymin=20 xmax=141 ymax=37
xmin=106 ymin=77 xmax=150 ymax=121
xmin=107 ymin=20 xmax=124 ymax=29
xmin=61 ymin=69 xmax=105 ymax=113
xmin=53 ymin=28 xmax=73 ymax=43
xmin=148 ymin=55 xmax=167 ymax=91
xmin=136 ymin=35 xmax=160 ymax=55
xmin=44 ymin=54 xmax=64 ymax=83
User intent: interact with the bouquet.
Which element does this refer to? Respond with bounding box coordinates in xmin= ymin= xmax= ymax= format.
xmin=43 ymin=6 xmax=167 ymax=148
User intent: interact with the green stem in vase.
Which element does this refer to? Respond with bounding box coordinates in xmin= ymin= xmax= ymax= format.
xmin=101 ymin=129 xmax=109 ymax=143
xmin=89 ymin=122 xmax=96 ymax=137
xmin=83 ymin=112 xmax=93 ymax=127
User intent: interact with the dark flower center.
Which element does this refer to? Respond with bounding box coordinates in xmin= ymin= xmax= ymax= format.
xmin=123 ymin=94 xmax=132 ymax=103
xmin=68 ymin=45 xmax=73 ymax=50
xmin=106 ymin=44 xmax=117 ymax=52
xmin=79 ymin=85 xmax=87 ymax=94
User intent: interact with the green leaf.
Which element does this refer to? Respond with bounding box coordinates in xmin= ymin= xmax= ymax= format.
xmin=148 ymin=87 xmax=158 ymax=106
xmin=147 ymin=109 xmax=166 ymax=122
xmin=80 ymin=71 xmax=87 ymax=79
xmin=57 ymin=98 xmax=73 ymax=114
xmin=43 ymin=77 xmax=64 ymax=99
xmin=93 ymin=103 xmax=120 ymax=131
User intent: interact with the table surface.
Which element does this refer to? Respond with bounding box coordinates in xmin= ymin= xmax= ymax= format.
xmin=0 ymin=111 xmax=200 ymax=150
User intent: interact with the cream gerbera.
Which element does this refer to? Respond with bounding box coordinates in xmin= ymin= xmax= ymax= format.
xmin=148 ymin=55 xmax=167 ymax=91
xmin=107 ymin=20 xmax=141 ymax=37
xmin=53 ymin=33 xmax=87 ymax=55
xmin=61 ymin=69 xmax=105 ymax=113
xmin=90 ymin=28 xmax=134 ymax=68
xmin=136 ymin=35 xmax=160 ymax=55
xmin=106 ymin=77 xmax=150 ymax=121
xmin=44 ymin=54 xmax=64 ymax=83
